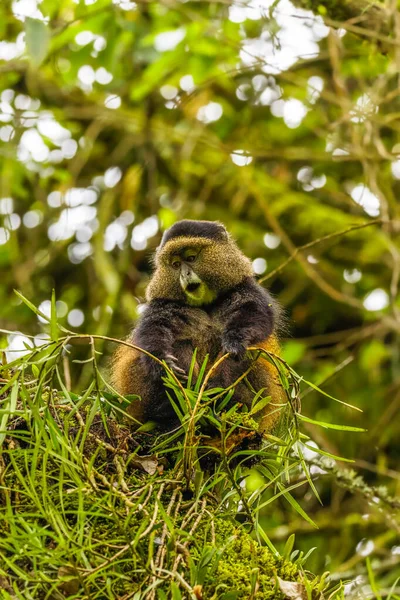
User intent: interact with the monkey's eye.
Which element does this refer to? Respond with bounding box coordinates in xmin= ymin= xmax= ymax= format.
xmin=186 ymin=254 xmax=197 ymax=263
xmin=171 ymin=259 xmax=181 ymax=270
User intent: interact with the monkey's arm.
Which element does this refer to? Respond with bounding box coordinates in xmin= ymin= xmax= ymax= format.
xmin=218 ymin=277 xmax=277 ymax=359
xmin=133 ymin=299 xmax=190 ymax=376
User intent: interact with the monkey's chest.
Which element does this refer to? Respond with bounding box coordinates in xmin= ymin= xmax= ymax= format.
xmin=173 ymin=310 xmax=221 ymax=362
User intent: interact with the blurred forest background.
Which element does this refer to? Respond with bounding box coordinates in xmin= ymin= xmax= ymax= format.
xmin=1 ymin=0 xmax=400 ymax=595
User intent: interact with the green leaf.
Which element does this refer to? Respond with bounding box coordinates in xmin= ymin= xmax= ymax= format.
xmin=302 ymin=441 xmax=354 ymax=463
xmin=25 ymin=18 xmax=50 ymax=66
xmin=387 ymin=576 xmax=400 ymax=600
xmin=297 ymin=413 xmax=366 ymax=432
xmin=50 ymin=289 xmax=58 ymax=342
xmin=194 ymin=468 xmax=203 ymax=498
xmin=366 ymin=557 xmax=382 ymax=600
xmin=194 ymin=354 xmax=209 ymax=392
xmin=250 ymin=568 xmax=259 ymax=595
xmin=0 ymin=382 xmax=18 ymax=446
xmin=282 ymin=534 xmax=295 ymax=561
xmin=278 ymin=484 xmax=318 ymax=528
xmin=136 ymin=420 xmax=158 ymax=433
xmin=215 ymin=389 xmax=235 ymax=412
xmin=303 ymin=378 xmax=362 ymax=412
xmin=250 ymin=395 xmax=272 ymax=416
xmin=263 ymin=434 xmax=288 ymax=447
xmin=187 ymin=347 xmax=198 ymax=389
xmin=14 ymin=290 xmax=45 ymax=319
xmin=170 ymin=582 xmax=182 ymax=600
xmin=255 ymin=525 xmax=279 ymax=557
xmin=220 ymin=592 xmax=240 ymax=600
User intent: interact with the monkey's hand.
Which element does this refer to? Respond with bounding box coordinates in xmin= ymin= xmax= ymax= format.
xmin=139 ymin=353 xmax=188 ymax=384
xmin=222 ymin=335 xmax=247 ymax=361
xmin=165 ymin=354 xmax=188 ymax=383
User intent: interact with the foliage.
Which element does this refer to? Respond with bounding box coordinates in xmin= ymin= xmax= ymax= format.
xmin=1 ymin=0 xmax=400 ymax=596
xmin=0 ymin=298 xmax=346 ymax=599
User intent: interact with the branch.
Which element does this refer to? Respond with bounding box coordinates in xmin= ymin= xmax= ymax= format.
xmin=293 ymin=0 xmax=391 ymax=38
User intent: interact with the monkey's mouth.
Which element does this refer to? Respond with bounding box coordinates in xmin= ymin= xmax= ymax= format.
xmin=186 ymin=282 xmax=201 ymax=293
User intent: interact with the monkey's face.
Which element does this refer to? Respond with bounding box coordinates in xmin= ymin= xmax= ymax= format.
xmin=146 ymin=222 xmax=254 ymax=304
xmin=169 ymin=246 xmax=217 ymax=306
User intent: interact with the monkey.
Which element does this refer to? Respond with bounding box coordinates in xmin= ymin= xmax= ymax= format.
xmin=112 ymin=220 xmax=287 ymax=438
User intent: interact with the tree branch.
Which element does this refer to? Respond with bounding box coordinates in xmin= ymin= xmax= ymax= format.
xmin=294 ymin=0 xmax=391 ymax=38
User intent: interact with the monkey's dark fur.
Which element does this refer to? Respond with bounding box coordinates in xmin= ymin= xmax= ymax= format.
xmin=112 ymin=220 xmax=286 ymax=433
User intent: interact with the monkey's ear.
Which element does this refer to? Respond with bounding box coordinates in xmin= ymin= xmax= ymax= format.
xmin=214 ymin=221 xmax=229 ymax=240
xmin=150 ymin=249 xmax=161 ymax=267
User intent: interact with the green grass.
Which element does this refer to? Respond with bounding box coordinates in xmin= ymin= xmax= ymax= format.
xmin=0 ymin=293 xmax=362 ymax=599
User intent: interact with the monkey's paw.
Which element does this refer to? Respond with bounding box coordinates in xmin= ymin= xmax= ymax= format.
xmin=165 ymin=354 xmax=188 ymax=383
xmin=222 ymin=338 xmax=247 ymax=361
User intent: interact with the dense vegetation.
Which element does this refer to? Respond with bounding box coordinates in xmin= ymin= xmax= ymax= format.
xmin=1 ymin=0 xmax=399 ymax=597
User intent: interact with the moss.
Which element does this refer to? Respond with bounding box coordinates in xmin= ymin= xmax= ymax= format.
xmin=202 ymin=521 xmax=301 ymax=599
xmin=229 ymin=411 xmax=260 ymax=431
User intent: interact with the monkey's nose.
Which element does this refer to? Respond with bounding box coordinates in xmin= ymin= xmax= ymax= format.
xmin=180 ymin=263 xmax=192 ymax=280
xmin=180 ymin=264 xmax=200 ymax=290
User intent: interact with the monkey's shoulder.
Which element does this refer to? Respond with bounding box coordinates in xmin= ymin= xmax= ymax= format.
xmin=211 ymin=276 xmax=274 ymax=311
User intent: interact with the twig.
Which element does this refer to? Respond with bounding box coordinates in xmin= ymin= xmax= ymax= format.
xmin=259 ymin=220 xmax=384 ymax=284
xmin=139 ymin=484 xmax=165 ymax=540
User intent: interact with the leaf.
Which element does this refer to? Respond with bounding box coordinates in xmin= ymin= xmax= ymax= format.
xmin=297 ymin=413 xmax=366 ymax=432
xmin=187 ymin=347 xmax=198 ymax=389
xmin=220 ymin=593 xmax=240 ymax=600
xmin=250 ymin=395 xmax=272 ymax=416
xmin=25 ymin=18 xmax=50 ymax=66
xmin=277 ymin=577 xmax=307 ymax=600
xmin=0 ymin=382 xmax=18 ymax=447
xmin=295 ymin=443 xmax=322 ymax=505
xmin=195 ymin=354 xmax=209 ymax=392
xmin=255 ymin=478 xmax=317 ymax=525
xmin=165 ymin=390 xmax=184 ymax=421
xmin=194 ymin=469 xmax=203 ymax=498
xmin=366 ymin=557 xmax=382 ymax=600
xmin=263 ymin=434 xmax=288 ymax=446
xmin=250 ymin=386 xmax=266 ymax=409
xmin=136 ymin=421 xmax=158 ymax=433
xmin=250 ymin=568 xmax=259 ymax=596
xmin=131 ymin=454 xmax=158 ymax=475
xmin=215 ymin=388 xmax=235 ymax=412
xmin=282 ymin=534 xmax=295 ymax=561
xmin=302 ymin=441 xmax=354 ymax=463
xmin=171 ymin=582 xmax=182 ymax=600
xmin=14 ymin=290 xmax=45 ymax=318
xmin=50 ymin=289 xmax=58 ymax=342
xmin=387 ymin=576 xmax=400 ymax=600
xmin=278 ymin=484 xmax=317 ymax=528
xmin=256 ymin=524 xmax=279 ymax=557
xmin=302 ymin=378 xmax=362 ymax=412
